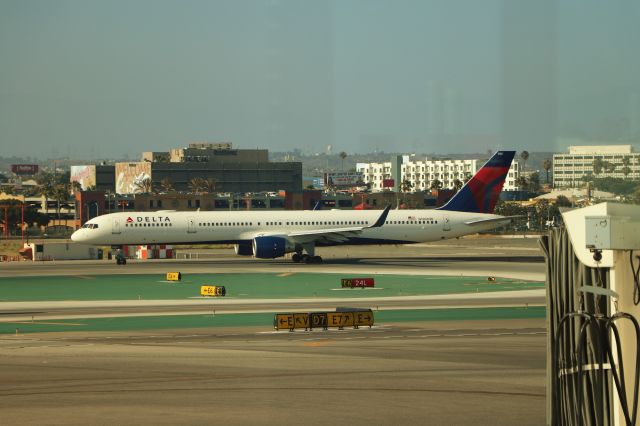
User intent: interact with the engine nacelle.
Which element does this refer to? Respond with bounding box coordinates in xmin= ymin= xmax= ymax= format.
xmin=252 ymin=236 xmax=294 ymax=259
xmin=234 ymin=242 xmax=253 ymax=256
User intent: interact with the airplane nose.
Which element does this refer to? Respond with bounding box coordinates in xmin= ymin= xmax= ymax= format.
xmin=71 ymin=229 xmax=83 ymax=242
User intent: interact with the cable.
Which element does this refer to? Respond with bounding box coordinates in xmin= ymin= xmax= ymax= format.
xmin=629 ymin=251 xmax=640 ymax=306
xmin=605 ymin=313 xmax=640 ymax=426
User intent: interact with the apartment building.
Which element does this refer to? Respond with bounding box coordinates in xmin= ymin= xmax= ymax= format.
xmin=357 ymin=155 xmax=520 ymax=192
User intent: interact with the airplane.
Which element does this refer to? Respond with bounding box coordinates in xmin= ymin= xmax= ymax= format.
xmin=71 ymin=150 xmax=516 ymax=263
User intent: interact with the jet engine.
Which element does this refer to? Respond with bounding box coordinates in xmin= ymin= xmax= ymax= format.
xmin=252 ymin=236 xmax=294 ymax=259
xmin=234 ymin=242 xmax=253 ymax=256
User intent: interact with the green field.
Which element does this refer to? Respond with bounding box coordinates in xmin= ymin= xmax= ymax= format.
xmin=1 ymin=306 xmax=546 ymax=334
xmin=0 ymin=272 xmax=543 ymax=302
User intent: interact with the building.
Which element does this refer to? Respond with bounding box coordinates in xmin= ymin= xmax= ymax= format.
xmin=356 ymin=155 xmax=520 ymax=193
xmin=109 ymin=143 xmax=302 ymax=194
xmin=70 ymin=165 xmax=116 ymax=191
xmin=552 ymin=145 xmax=640 ymax=188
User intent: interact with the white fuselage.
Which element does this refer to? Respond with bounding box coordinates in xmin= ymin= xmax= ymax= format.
xmin=71 ymin=209 xmax=508 ymax=246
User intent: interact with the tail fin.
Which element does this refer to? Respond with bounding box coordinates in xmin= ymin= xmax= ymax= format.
xmin=437 ymin=150 xmax=515 ymax=213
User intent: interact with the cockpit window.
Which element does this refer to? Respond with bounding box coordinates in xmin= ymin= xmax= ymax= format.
xmin=82 ymin=223 xmax=99 ymax=229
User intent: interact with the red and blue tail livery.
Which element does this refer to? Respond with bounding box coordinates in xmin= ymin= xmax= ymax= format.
xmin=437 ymin=150 xmax=516 ymax=214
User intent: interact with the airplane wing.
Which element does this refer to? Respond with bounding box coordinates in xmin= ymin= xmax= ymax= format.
xmin=464 ymin=215 xmax=522 ymax=226
xmin=250 ymin=206 xmax=390 ymax=244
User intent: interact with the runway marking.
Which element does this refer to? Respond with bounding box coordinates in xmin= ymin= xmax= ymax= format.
xmin=330 ymin=288 xmax=384 ymax=291
xmin=303 ymin=340 xmax=332 ymax=347
xmin=277 ymin=272 xmax=294 ymax=277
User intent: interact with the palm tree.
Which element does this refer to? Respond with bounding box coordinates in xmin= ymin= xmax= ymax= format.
xmin=202 ymin=178 xmax=217 ymax=193
xmin=452 ymin=179 xmax=463 ymax=191
xmin=430 ymin=179 xmax=443 ymax=194
xmin=604 ymin=161 xmax=616 ymax=174
xmin=400 ymin=179 xmax=413 ymax=193
xmin=593 ymin=157 xmax=604 ymax=176
xmin=52 ymin=183 xmax=70 ymax=220
xmin=622 ymin=156 xmax=632 ymax=179
xmin=134 ymin=177 xmax=153 ymax=194
xmin=339 ymin=151 xmax=347 ymax=171
xmin=70 ymin=181 xmax=82 ymax=194
xmin=543 ymin=159 xmax=552 ymax=184
xmin=159 ymin=177 xmax=174 ymax=193
xmin=188 ymin=177 xmax=205 ymax=194
xmin=519 ymin=150 xmax=529 ymax=174
xmin=516 ymin=176 xmax=528 ymax=191
xmin=36 ymin=172 xmax=56 ymax=216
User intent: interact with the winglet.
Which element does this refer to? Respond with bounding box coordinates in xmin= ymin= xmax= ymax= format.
xmin=370 ymin=205 xmax=391 ymax=228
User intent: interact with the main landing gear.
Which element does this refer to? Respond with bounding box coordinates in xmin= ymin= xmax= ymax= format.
xmin=291 ymin=253 xmax=322 ymax=264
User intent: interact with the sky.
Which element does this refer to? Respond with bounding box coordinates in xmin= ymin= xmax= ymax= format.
xmin=1 ymin=0 xmax=639 ymax=160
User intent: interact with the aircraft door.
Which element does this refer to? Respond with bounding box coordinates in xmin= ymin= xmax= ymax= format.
xmin=187 ymin=217 xmax=197 ymax=233
xmin=112 ymin=217 xmax=121 ymax=234
xmin=442 ymin=216 xmax=451 ymax=231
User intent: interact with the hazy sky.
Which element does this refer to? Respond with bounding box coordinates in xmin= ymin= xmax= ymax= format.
xmin=1 ymin=0 xmax=639 ymax=159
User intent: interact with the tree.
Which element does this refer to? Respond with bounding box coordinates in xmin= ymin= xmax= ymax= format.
xmin=339 ymin=151 xmax=347 ymax=171
xmin=622 ymin=156 xmax=632 ymax=179
xmin=519 ymin=150 xmax=529 ymax=173
xmin=400 ymin=179 xmax=413 ymax=193
xmin=555 ymin=195 xmax=572 ymax=208
xmin=159 ymin=177 xmax=174 ymax=193
xmin=134 ymin=177 xmax=153 ymax=194
xmin=543 ymin=158 xmax=552 ymax=184
xmin=202 ymin=178 xmax=217 ymax=193
xmin=188 ymin=177 xmax=205 ymax=194
xmin=0 ymin=200 xmax=48 ymax=235
xmin=515 ymin=176 xmax=528 ymax=191
xmin=593 ymin=157 xmax=604 ymax=176
xmin=528 ymin=172 xmax=541 ymax=193
xmin=604 ymin=161 xmax=616 ymax=174
xmin=36 ymin=172 xmax=56 ymax=215
xmin=452 ymin=179 xmax=463 ymax=191
xmin=430 ymin=179 xmax=443 ymax=193
xmin=52 ymin=183 xmax=71 ymax=220
xmin=70 ymin=181 xmax=82 ymax=194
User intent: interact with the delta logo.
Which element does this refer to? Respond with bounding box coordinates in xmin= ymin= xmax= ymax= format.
xmin=132 ymin=216 xmax=171 ymax=223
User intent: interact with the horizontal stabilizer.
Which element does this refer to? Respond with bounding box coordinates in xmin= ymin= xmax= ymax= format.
xmin=463 ymin=215 xmax=521 ymax=226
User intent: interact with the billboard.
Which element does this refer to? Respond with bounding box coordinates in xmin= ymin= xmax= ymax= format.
xmin=324 ymin=172 xmax=364 ymax=188
xmin=70 ymin=165 xmax=97 ymax=190
xmin=382 ymin=179 xmax=395 ymax=188
xmin=115 ymin=162 xmax=152 ymax=194
xmin=11 ymin=164 xmax=39 ymax=175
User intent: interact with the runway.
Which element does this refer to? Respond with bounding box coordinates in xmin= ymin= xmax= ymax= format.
xmin=0 ymin=237 xmax=549 ymax=425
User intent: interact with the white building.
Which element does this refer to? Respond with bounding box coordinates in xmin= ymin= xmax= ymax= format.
xmin=357 ymin=155 xmax=520 ymax=193
xmin=553 ymin=145 xmax=640 ymax=188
